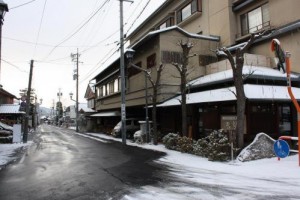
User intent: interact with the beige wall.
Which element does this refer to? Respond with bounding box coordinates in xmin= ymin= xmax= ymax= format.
xmin=206 ymin=0 xmax=235 ymax=46
xmin=269 ymin=0 xmax=300 ymax=27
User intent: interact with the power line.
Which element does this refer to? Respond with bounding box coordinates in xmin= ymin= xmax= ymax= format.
xmin=3 ymin=36 xmax=106 ymax=48
xmin=125 ymin=0 xmax=151 ymax=36
xmin=1 ymin=59 xmax=28 ymax=73
xmin=33 ymin=0 xmax=48 ymax=58
xmin=79 ymin=45 xmax=120 ymax=84
xmin=42 ymin=0 xmax=111 ymax=61
xmin=9 ymin=0 xmax=38 ymax=10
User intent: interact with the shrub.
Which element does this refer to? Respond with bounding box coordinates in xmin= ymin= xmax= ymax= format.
xmin=176 ymin=136 xmax=194 ymax=153
xmin=162 ymin=133 xmax=180 ymax=150
xmin=206 ymin=130 xmax=231 ymax=161
xmin=163 ymin=130 xmax=232 ymax=162
xmin=193 ymin=138 xmax=209 ymax=157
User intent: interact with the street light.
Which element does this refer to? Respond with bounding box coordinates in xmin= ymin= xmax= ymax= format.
xmin=69 ymin=92 xmax=78 ymax=132
xmin=125 ymin=49 xmax=150 ymax=143
xmin=0 ymin=0 xmax=8 ymax=87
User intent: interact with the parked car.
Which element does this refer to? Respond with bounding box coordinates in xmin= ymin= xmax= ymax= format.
xmin=111 ymin=118 xmax=140 ymax=139
xmin=0 ymin=121 xmax=13 ymax=132
xmin=0 ymin=121 xmax=13 ymax=143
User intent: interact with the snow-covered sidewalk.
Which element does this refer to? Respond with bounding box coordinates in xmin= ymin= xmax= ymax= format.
xmin=83 ymin=132 xmax=300 ymax=200
xmin=0 ymin=142 xmax=32 ymax=169
xmin=1 ymin=130 xmax=299 ymax=199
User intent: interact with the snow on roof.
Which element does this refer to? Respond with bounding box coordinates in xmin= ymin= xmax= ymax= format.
xmin=131 ymin=26 xmax=219 ymax=49
xmin=189 ymin=65 xmax=298 ymax=87
xmin=158 ymin=84 xmax=300 ymax=107
xmin=80 ymin=107 xmax=95 ymax=113
xmin=0 ymin=104 xmax=25 ymax=114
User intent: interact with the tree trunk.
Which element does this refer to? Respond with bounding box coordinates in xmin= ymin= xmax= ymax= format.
xmin=234 ymin=56 xmax=246 ymax=148
xmin=152 ymin=88 xmax=158 ymax=145
xmin=181 ymin=70 xmax=187 ymax=137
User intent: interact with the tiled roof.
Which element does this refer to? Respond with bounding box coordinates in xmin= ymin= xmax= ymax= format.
xmin=0 ymin=104 xmax=25 ymax=114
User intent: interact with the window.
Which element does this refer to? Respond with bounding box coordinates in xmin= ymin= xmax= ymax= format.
xmin=114 ymin=79 xmax=119 ymax=93
xmin=158 ymin=17 xmax=174 ymax=30
xmin=102 ymin=85 xmax=106 ymax=97
xmin=177 ymin=0 xmax=202 ymax=23
xmin=161 ymin=51 xmax=182 ymax=64
xmin=182 ymin=4 xmax=192 ymax=21
xmin=147 ymin=53 xmax=156 ymax=69
xmin=98 ymin=77 xmax=120 ymax=98
xmin=108 ymin=81 xmax=114 ymax=94
xmin=159 ymin=23 xmax=167 ymax=30
xmin=241 ymin=4 xmax=270 ymax=36
xmin=97 ymin=87 xmax=101 ymax=98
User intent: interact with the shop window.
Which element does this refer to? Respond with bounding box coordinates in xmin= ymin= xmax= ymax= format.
xmin=251 ymin=104 xmax=272 ymax=113
xmin=278 ymin=105 xmax=291 ymax=135
xmin=240 ymin=3 xmax=270 ymax=36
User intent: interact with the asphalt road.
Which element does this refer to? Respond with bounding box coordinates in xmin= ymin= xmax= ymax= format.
xmin=0 ymin=125 xmax=167 ymax=200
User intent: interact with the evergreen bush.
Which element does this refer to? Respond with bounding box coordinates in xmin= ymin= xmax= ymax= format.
xmin=176 ymin=136 xmax=194 ymax=153
xmin=162 ymin=133 xmax=180 ymax=150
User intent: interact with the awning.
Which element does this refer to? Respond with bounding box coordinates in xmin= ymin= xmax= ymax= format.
xmin=90 ymin=111 xmax=120 ymax=117
xmin=157 ymin=84 xmax=300 ymax=107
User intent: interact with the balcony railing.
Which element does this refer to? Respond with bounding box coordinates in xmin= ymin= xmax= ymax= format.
xmin=236 ymin=21 xmax=272 ymax=39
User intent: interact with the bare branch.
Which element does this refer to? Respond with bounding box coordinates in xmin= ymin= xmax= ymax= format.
xmin=228 ymin=88 xmax=237 ymax=98
xmin=242 ymin=68 xmax=255 ymax=80
xmin=172 ymin=62 xmax=182 ymax=72
xmin=187 ymin=53 xmax=197 ymax=58
xmin=241 ymin=31 xmax=265 ymax=53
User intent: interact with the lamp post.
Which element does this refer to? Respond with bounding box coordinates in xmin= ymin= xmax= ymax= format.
xmin=0 ymin=0 xmax=8 ymax=87
xmin=125 ymin=49 xmax=150 ymax=143
xmin=69 ymin=92 xmax=78 ymax=132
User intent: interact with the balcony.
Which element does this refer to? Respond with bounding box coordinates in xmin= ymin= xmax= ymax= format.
xmin=236 ymin=21 xmax=272 ymax=41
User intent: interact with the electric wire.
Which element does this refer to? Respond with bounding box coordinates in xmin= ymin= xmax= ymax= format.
xmin=79 ymin=45 xmax=120 ymax=84
xmin=42 ymin=0 xmax=110 ymax=61
xmin=125 ymin=0 xmax=151 ymax=36
xmin=1 ymin=59 xmax=28 ymax=73
xmin=9 ymin=0 xmax=38 ymax=10
xmin=33 ymin=0 xmax=48 ymax=58
xmin=78 ymin=0 xmax=113 ymax=48
xmin=3 ymin=36 xmax=106 ymax=48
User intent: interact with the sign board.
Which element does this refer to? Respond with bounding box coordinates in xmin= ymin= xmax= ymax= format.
xmin=221 ymin=116 xmax=237 ymax=131
xmin=274 ymin=139 xmax=290 ymax=158
xmin=13 ymin=124 xmax=22 ymax=143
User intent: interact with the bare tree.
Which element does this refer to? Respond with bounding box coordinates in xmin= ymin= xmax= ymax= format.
xmin=148 ymin=64 xmax=164 ymax=145
xmin=172 ymin=40 xmax=195 ymax=137
xmin=216 ymin=32 xmax=264 ymax=148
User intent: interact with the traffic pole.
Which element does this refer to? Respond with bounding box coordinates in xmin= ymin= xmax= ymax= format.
xmin=286 ymin=52 xmax=300 ymax=166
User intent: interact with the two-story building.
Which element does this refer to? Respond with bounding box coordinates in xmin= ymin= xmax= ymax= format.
xmin=88 ymin=0 xmax=300 ymax=144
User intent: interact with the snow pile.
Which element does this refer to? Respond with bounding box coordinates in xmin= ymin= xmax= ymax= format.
xmin=0 ymin=142 xmax=32 ymax=169
xmin=237 ymin=133 xmax=275 ymax=162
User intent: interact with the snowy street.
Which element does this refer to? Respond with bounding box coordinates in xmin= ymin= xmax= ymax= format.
xmin=0 ymin=125 xmax=300 ymax=200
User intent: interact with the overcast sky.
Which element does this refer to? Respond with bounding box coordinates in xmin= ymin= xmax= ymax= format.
xmin=2 ymin=0 xmax=165 ymax=108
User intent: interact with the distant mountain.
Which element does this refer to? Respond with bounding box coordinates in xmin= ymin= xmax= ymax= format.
xmin=39 ymin=107 xmax=53 ymax=117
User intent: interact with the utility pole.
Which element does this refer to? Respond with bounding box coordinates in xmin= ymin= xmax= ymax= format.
xmin=71 ymin=49 xmax=80 ymax=132
xmin=119 ymin=0 xmax=133 ymax=145
xmin=23 ymin=60 xmax=34 ymax=143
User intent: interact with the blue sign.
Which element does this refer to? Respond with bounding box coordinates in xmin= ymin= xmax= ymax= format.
xmin=274 ymin=140 xmax=290 ymax=158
